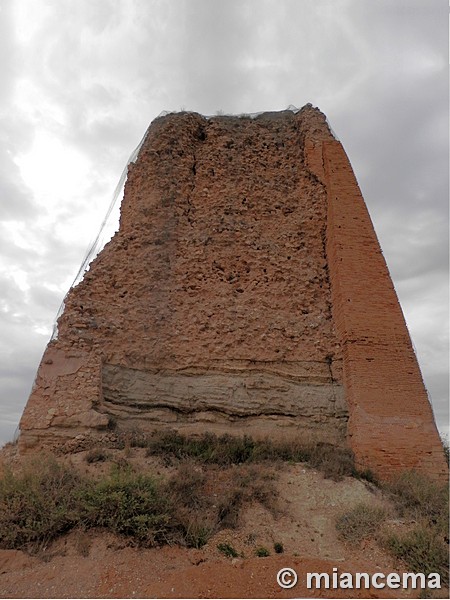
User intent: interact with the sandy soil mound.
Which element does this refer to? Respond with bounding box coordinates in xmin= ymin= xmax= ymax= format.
xmin=0 ymin=446 xmax=446 ymax=598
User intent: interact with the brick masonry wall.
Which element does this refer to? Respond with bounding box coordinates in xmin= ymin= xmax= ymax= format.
xmin=304 ymin=135 xmax=447 ymax=479
xmin=19 ymin=106 xmax=447 ymax=479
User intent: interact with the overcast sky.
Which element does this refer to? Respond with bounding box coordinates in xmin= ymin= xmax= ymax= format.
xmin=0 ymin=0 xmax=448 ymax=445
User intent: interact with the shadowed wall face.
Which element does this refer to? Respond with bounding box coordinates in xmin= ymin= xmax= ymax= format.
xmin=19 ymin=107 xmax=447 ymax=479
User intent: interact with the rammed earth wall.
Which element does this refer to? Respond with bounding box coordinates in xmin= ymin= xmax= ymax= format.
xmin=19 ymin=106 xmax=447 ymax=479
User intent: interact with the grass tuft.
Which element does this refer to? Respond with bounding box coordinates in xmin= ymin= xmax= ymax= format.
xmin=274 ymin=542 xmax=284 ymax=554
xmin=0 ymin=459 xmax=81 ymax=551
xmin=336 ymin=503 xmax=386 ymax=543
xmin=384 ymin=526 xmax=448 ymax=581
xmin=217 ymin=542 xmax=239 ymax=558
xmin=387 ymin=471 xmax=449 ymax=535
xmin=308 ymin=442 xmax=356 ymax=481
xmin=85 ymin=448 xmax=109 ymax=464
xmin=383 ymin=471 xmax=449 ymax=583
xmin=334 ymin=470 xmax=449 ymax=584
xmin=144 ymin=431 xmax=356 ymax=480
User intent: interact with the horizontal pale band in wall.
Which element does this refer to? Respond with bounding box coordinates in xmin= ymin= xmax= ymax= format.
xmin=101 ymin=363 xmax=348 ymax=420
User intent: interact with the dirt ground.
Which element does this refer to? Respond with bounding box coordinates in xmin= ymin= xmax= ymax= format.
xmin=0 ymin=544 xmax=402 ymax=599
xmin=0 ymin=447 xmax=446 ymax=599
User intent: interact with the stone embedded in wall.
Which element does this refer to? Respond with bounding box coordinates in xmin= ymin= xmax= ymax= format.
xmin=18 ymin=105 xmax=447 ymax=480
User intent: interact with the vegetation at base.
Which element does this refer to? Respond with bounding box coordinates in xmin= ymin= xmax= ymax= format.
xmin=144 ymin=431 xmax=310 ymax=465
xmin=255 ymin=546 xmax=270 ymax=557
xmin=0 ymin=457 xmax=278 ymax=553
xmin=85 ymin=448 xmax=110 ymax=463
xmin=335 ymin=470 xmax=449 ymax=583
xmin=77 ymin=467 xmax=173 ymax=545
xmin=307 ymin=441 xmax=358 ymax=481
xmin=4 ymin=431 xmax=447 ymax=584
xmin=384 ymin=471 xmax=449 ymax=583
xmin=0 ymin=459 xmax=81 ymax=549
xmin=387 ymin=471 xmax=449 ymax=534
xmin=140 ymin=430 xmax=362 ymax=481
xmin=384 ymin=526 xmax=448 ymax=580
xmin=217 ymin=542 xmax=239 ymax=558
xmin=273 ymin=542 xmax=284 ymax=554
xmin=335 ymin=503 xmax=386 ymax=543
xmin=355 ymin=468 xmax=378 ymax=485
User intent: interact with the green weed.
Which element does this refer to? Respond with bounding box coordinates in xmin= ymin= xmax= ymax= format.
xmin=217 ymin=542 xmax=239 ymax=558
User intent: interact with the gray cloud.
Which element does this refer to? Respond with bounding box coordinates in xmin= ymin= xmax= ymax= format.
xmin=0 ymin=0 xmax=447 ymax=445
xmin=0 ymin=312 xmax=49 ymax=444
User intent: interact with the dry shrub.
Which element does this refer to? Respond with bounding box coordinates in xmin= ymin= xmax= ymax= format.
xmin=232 ymin=465 xmax=278 ymax=513
xmin=0 ymin=458 xmax=81 ymax=551
xmin=144 ymin=430 xmax=359 ymax=481
xmin=146 ymin=431 xmax=263 ymax=464
xmin=76 ymin=470 xmax=174 ymax=546
xmin=166 ymin=462 xmax=278 ymax=543
xmin=387 ymin=471 xmax=449 ymax=534
xmin=216 ymin=485 xmax=242 ymax=529
xmin=384 ymin=527 xmax=448 ymax=582
xmin=336 ymin=503 xmax=386 ymax=543
xmin=116 ymin=429 xmax=149 ymax=449
xmin=383 ymin=471 xmax=449 ymax=584
xmin=217 ymin=465 xmax=278 ymax=529
xmin=0 ymin=458 xmax=180 ymax=551
xmin=85 ymin=448 xmax=109 ymax=464
xmin=165 ymin=462 xmax=216 ymax=547
xmin=173 ymin=512 xmax=217 ymax=549
xmin=166 ymin=461 xmax=206 ymax=510
xmin=308 ymin=442 xmax=357 ymax=481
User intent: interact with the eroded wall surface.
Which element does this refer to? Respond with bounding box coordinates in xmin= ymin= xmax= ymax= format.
xmin=20 ymin=107 xmax=347 ymax=449
xmin=19 ymin=106 xmax=447 ymax=479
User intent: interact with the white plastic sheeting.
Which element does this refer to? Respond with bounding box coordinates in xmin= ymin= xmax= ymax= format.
xmin=51 ymin=124 xmax=152 ymax=339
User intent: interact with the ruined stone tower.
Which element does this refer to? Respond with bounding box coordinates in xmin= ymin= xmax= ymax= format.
xmin=19 ymin=105 xmax=447 ymax=479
